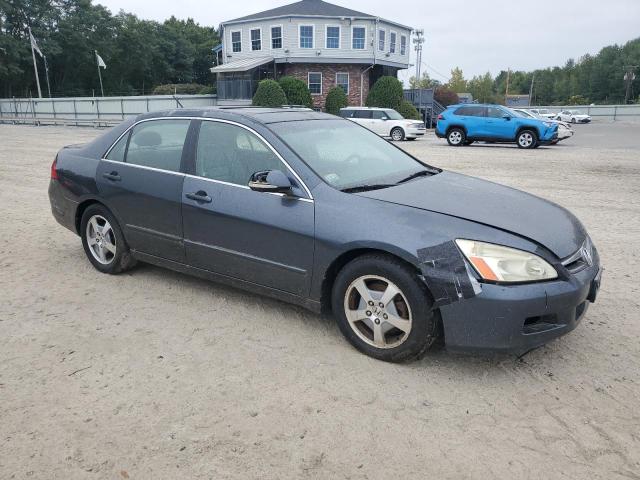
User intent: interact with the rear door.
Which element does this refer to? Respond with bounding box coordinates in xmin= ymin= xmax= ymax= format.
xmin=181 ymin=119 xmax=315 ymax=296
xmin=456 ymin=106 xmax=486 ymax=137
xmin=97 ymin=118 xmax=191 ymax=262
xmin=350 ymin=110 xmax=374 ymax=132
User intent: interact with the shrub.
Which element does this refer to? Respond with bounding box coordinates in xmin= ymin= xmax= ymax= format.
xmin=198 ymin=85 xmax=217 ymax=95
xmin=366 ymin=76 xmax=404 ymax=110
xmin=278 ymin=76 xmax=313 ymax=107
xmin=324 ymin=87 xmax=349 ymax=115
xmin=397 ymin=100 xmax=421 ymax=120
xmin=434 ymin=86 xmax=459 ymax=106
xmin=152 ymin=83 xmax=208 ymax=95
xmin=252 ymin=79 xmax=287 ymax=107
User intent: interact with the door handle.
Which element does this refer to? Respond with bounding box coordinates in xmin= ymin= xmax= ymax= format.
xmin=102 ymin=171 xmax=121 ymax=181
xmin=185 ymin=191 xmax=212 ymax=203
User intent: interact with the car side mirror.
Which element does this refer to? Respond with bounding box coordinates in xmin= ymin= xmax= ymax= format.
xmin=248 ymin=169 xmax=293 ymax=194
xmin=381 ymin=116 xmax=388 ymax=121
xmin=502 ymin=115 xmax=512 ymax=120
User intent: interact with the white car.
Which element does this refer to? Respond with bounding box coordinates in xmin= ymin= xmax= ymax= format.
xmin=555 ymin=109 xmax=592 ymax=124
xmin=528 ymin=108 xmax=557 ymax=120
xmin=339 ymin=107 xmax=426 ymax=141
xmin=513 ymin=109 xmax=574 ymax=143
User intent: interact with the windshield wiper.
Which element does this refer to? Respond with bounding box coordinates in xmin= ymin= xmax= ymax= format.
xmin=396 ymin=169 xmax=435 ymax=184
xmin=341 ymin=184 xmax=395 ymax=193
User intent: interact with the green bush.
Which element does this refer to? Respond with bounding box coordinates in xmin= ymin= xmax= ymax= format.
xmin=325 ymin=87 xmax=349 ymax=115
xmin=252 ymin=79 xmax=288 ymax=107
xmin=366 ymin=76 xmax=404 ymax=110
xmin=198 ymin=85 xmax=217 ymax=95
xmin=152 ymin=83 xmax=209 ymax=95
xmin=397 ymin=100 xmax=420 ymax=120
xmin=278 ymin=76 xmax=313 ymax=107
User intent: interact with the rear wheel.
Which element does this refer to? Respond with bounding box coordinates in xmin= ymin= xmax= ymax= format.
xmin=390 ymin=127 xmax=405 ymax=141
xmin=446 ymin=128 xmax=465 ymax=146
xmin=516 ymin=129 xmax=538 ymax=149
xmin=331 ymin=254 xmax=438 ymax=362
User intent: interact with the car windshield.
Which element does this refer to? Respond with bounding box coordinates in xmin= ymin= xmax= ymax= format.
xmin=384 ymin=109 xmax=404 ymax=120
xmin=510 ymin=109 xmax=530 ymax=118
xmin=270 ymin=119 xmax=438 ymax=191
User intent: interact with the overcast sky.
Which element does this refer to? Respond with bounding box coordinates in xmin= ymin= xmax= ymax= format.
xmin=97 ymin=0 xmax=640 ymax=83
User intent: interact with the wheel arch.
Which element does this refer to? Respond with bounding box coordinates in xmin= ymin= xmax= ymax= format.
xmin=74 ymin=197 xmax=119 ymax=235
xmin=445 ymin=124 xmax=467 ymax=136
xmin=516 ymin=125 xmax=540 ymax=139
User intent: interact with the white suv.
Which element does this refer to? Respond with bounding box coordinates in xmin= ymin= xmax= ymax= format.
xmin=339 ymin=107 xmax=426 ymax=141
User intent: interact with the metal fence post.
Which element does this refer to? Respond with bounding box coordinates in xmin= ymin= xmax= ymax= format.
xmin=121 ymin=98 xmax=124 ymax=120
xmin=73 ymin=99 xmax=78 ymax=126
xmin=52 ymin=98 xmax=56 ymax=119
xmin=614 ymin=105 xmax=617 ymax=121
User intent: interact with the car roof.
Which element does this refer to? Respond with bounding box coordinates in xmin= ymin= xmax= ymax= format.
xmin=135 ymin=107 xmax=336 ymax=125
xmin=339 ymin=106 xmax=390 ymax=110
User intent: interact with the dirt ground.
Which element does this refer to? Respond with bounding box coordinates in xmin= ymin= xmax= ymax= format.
xmin=1 ymin=121 xmax=639 ymax=479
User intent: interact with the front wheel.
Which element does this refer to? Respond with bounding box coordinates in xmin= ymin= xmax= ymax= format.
xmin=331 ymin=254 xmax=438 ymax=362
xmin=571 ymin=117 xmax=577 ymax=124
xmin=446 ymin=128 xmax=465 ymax=146
xmin=516 ymin=130 xmax=538 ymax=149
xmin=390 ymin=127 xmax=405 ymax=141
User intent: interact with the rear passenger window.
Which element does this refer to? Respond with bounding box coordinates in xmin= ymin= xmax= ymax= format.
xmin=339 ymin=110 xmax=353 ymax=118
xmin=353 ymin=110 xmax=372 ymax=119
xmin=126 ymin=120 xmax=190 ymax=172
xmin=105 ymin=133 xmax=128 ymax=162
xmin=455 ymin=106 xmax=484 ymax=117
xmin=196 ymin=121 xmax=284 ymax=186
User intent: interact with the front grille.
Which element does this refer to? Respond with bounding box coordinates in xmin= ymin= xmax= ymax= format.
xmin=562 ymin=237 xmax=594 ymax=274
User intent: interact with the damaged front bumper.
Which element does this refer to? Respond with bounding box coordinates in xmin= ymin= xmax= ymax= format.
xmin=437 ymin=261 xmax=601 ymax=356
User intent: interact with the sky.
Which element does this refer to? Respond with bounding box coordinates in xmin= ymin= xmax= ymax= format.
xmin=97 ymin=0 xmax=640 ymax=84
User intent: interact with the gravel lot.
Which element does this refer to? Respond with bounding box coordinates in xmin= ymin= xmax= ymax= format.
xmin=1 ymin=122 xmax=639 ymax=479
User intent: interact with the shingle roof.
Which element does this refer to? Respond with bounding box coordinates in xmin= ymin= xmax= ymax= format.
xmin=224 ymin=0 xmax=376 ymax=24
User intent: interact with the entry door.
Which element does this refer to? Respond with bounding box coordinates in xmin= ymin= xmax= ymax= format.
xmin=182 ymin=120 xmax=315 ymax=296
xmin=97 ymin=119 xmax=191 ymax=262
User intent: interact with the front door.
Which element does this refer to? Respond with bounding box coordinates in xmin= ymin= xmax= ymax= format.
xmin=181 ymin=120 xmax=315 ymax=296
xmin=485 ymin=106 xmax=517 ymax=140
xmin=97 ymin=118 xmax=191 ymax=262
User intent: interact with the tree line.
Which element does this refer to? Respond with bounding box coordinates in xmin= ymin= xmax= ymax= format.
xmin=0 ymin=0 xmax=220 ymax=98
xmin=410 ymin=37 xmax=640 ymax=105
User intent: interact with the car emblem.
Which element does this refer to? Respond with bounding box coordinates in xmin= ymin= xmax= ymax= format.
xmin=581 ymin=242 xmax=593 ymax=266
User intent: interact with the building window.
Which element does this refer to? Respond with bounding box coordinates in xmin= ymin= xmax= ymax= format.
xmin=352 ymin=26 xmax=365 ymax=49
xmin=378 ymin=29 xmax=385 ymax=51
xmin=308 ymin=72 xmax=322 ymax=95
xmin=271 ymin=26 xmax=282 ymax=49
xmin=336 ymin=73 xmax=349 ymax=94
xmin=390 ymin=31 xmax=396 ymax=54
xmin=326 ymin=26 xmax=340 ymax=49
xmin=400 ymin=35 xmax=407 ymax=55
xmin=250 ymin=28 xmax=261 ymax=51
xmin=231 ymin=30 xmax=241 ymax=53
xmin=300 ymin=25 xmax=314 ymax=49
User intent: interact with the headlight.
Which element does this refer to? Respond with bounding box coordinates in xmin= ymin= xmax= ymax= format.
xmin=456 ymin=239 xmax=558 ymax=283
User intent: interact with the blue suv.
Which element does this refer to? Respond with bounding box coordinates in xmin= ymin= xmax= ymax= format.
xmin=435 ymin=104 xmax=558 ymax=149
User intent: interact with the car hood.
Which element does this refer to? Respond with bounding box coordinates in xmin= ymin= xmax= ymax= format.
xmin=358 ymin=171 xmax=586 ymax=258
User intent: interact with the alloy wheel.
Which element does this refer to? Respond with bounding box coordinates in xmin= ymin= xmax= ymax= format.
xmin=391 ymin=128 xmax=403 ymax=141
xmin=448 ymin=131 xmax=462 ymax=145
xmin=518 ymin=132 xmax=534 ymax=148
xmin=86 ymin=214 xmax=116 ymax=265
xmin=343 ymin=275 xmax=412 ymax=349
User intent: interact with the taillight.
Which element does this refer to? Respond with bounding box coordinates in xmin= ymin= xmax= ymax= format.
xmin=437 ymin=114 xmax=444 ymax=120
xmin=51 ymin=157 xmax=59 ymax=180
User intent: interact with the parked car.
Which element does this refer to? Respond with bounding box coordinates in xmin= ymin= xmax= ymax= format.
xmin=513 ymin=108 xmax=574 ymax=143
xmin=555 ymin=109 xmax=592 ymax=124
xmin=435 ymin=104 xmax=558 ymax=149
xmin=339 ymin=107 xmax=426 ymax=141
xmin=49 ymin=108 xmax=601 ymax=362
xmin=528 ymin=108 xmax=557 ymax=119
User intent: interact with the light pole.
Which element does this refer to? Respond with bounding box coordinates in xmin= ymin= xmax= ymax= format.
xmin=413 ymin=29 xmax=425 ymax=123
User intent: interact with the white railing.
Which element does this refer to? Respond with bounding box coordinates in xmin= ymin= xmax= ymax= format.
xmin=530 ymin=104 xmax=640 ymax=121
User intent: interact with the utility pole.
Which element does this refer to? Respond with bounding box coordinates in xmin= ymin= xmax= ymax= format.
xmin=412 ymin=29 xmax=425 ymax=123
xmin=43 ymin=55 xmax=52 ymax=98
xmin=624 ymin=65 xmax=637 ymax=104
xmin=528 ymin=73 xmax=535 ymax=106
xmin=504 ymin=68 xmax=511 ymax=104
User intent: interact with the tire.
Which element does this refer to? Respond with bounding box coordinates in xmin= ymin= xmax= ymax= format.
xmin=571 ymin=117 xmax=577 ymax=124
xmin=80 ymin=204 xmax=136 ymax=274
xmin=516 ymin=129 xmax=538 ymax=149
xmin=390 ymin=127 xmax=405 ymax=141
xmin=446 ymin=127 xmax=465 ymax=146
xmin=331 ymin=254 xmax=438 ymax=362
xmin=406 ymin=137 xmax=417 ymax=141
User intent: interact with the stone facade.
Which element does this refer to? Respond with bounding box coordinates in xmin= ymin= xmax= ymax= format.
xmin=278 ymin=63 xmax=370 ymax=109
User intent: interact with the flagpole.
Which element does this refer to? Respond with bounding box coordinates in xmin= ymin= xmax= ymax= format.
xmin=28 ymin=27 xmax=42 ymax=98
xmin=95 ymin=51 xmax=104 ymax=97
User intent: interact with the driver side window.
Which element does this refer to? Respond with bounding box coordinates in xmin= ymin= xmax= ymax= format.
xmin=195 ymin=121 xmax=284 ymax=186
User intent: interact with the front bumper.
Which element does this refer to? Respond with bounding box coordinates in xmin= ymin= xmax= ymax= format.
xmin=406 ymin=126 xmax=427 ymax=138
xmin=439 ymin=256 xmax=601 ymax=356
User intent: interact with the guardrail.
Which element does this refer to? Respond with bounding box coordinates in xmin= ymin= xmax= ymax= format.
xmin=530 ymin=104 xmax=640 ymax=121
xmin=0 ymin=94 xmax=218 ymax=126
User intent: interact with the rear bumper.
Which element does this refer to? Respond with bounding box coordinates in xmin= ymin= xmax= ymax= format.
xmin=48 ymin=179 xmax=78 ymax=234
xmin=439 ymin=256 xmax=602 ymax=356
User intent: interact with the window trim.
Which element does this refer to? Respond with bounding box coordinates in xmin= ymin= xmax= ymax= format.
xmin=389 ymin=30 xmax=397 ymax=54
xmin=378 ymin=28 xmax=386 ymax=52
xmin=299 ymin=24 xmax=315 ymax=49
xmin=336 ymin=72 xmax=349 ymax=95
xmin=308 ymin=72 xmax=322 ymax=95
xmin=400 ymin=34 xmax=407 ymax=56
xmin=103 ymin=117 xmax=314 ymax=201
xmin=325 ymin=24 xmax=341 ymax=49
xmin=250 ymin=27 xmax=262 ymax=51
xmin=351 ymin=25 xmax=367 ymax=50
xmin=231 ymin=29 xmax=242 ymax=53
xmin=270 ymin=24 xmax=283 ymax=49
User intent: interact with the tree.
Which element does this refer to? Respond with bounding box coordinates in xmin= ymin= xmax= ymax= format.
xmin=408 ymin=72 xmax=440 ymax=89
xmin=397 ymin=100 xmax=420 ymax=120
xmin=447 ymin=67 xmax=467 ymax=93
xmin=324 ymin=86 xmax=348 ymax=115
xmin=278 ymin=76 xmax=313 ymax=107
xmin=467 ymin=72 xmax=496 ymax=104
xmin=252 ymin=79 xmax=287 ymax=107
xmin=366 ymin=76 xmax=403 ymax=109
xmin=434 ymin=86 xmax=459 ymax=106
